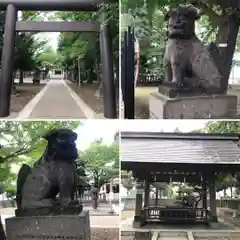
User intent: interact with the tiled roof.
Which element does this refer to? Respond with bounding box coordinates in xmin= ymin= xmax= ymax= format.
xmin=120 ymin=131 xmax=239 ymax=140
xmin=120 ymin=132 xmax=240 ymax=164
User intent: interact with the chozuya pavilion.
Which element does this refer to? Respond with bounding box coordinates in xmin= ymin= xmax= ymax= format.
xmin=120 ymin=131 xmax=240 ymax=227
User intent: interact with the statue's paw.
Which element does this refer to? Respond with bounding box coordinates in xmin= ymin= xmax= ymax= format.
xmin=174 ymin=81 xmax=184 ymax=89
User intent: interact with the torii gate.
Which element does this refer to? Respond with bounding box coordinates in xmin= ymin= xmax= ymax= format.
xmin=0 ymin=0 xmax=117 ymax=118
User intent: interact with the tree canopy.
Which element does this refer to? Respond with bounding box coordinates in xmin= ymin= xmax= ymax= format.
xmin=57 ymin=3 xmax=119 ymax=85
xmin=78 ymin=139 xmax=119 ymax=188
xmin=194 ymin=121 xmax=240 ymax=196
xmin=0 ymin=121 xmax=81 ymax=195
xmin=0 ymin=121 xmax=119 ymax=199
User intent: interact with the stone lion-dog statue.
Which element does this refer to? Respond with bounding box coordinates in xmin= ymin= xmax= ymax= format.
xmin=16 ymin=128 xmax=82 ymax=216
xmin=164 ymin=6 xmax=224 ymax=94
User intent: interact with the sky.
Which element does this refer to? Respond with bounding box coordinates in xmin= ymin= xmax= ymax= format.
xmin=75 ymin=120 xmax=119 ymax=150
xmin=75 ymin=120 xmax=211 ymax=150
xmin=37 ymin=32 xmax=59 ymax=51
xmin=119 ymin=120 xmax=209 ymax=133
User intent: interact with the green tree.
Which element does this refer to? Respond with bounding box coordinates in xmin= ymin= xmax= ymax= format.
xmin=78 ymin=139 xmax=119 ymax=188
xmin=195 ymin=121 xmax=240 ymax=195
xmin=57 ymin=3 xmax=119 ymax=88
xmin=35 ymin=47 xmax=59 ymax=70
xmin=204 ymin=121 xmax=240 ymax=133
xmin=0 ymin=121 xmax=81 ymax=192
xmin=14 ymin=11 xmax=47 ymax=85
xmin=216 ymin=173 xmax=237 ymax=197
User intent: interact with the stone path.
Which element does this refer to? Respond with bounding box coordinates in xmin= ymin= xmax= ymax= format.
xmin=121 ymin=217 xmax=240 ymax=240
xmin=122 ymin=230 xmax=240 ymax=240
xmin=17 ymin=80 xmax=95 ymax=119
xmin=84 ymin=204 xmax=120 ymax=216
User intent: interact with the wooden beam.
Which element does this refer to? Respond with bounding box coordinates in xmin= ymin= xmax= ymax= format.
xmin=15 ymin=21 xmax=100 ymax=32
xmin=0 ymin=0 xmax=100 ymax=11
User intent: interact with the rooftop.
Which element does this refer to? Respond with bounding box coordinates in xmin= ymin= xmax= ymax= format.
xmin=120 ymin=131 xmax=240 ymax=166
xmin=120 ymin=131 xmax=239 ymax=141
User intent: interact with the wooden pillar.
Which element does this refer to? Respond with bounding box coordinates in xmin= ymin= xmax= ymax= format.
xmin=144 ymin=178 xmax=150 ymax=208
xmin=0 ymin=4 xmax=17 ymax=117
xmin=155 ymin=188 xmax=158 ymax=206
xmin=208 ymin=174 xmax=217 ymax=222
xmin=202 ymin=182 xmax=207 ymax=208
xmin=202 ymin=180 xmax=207 ymax=220
xmin=134 ymin=181 xmax=143 ymax=223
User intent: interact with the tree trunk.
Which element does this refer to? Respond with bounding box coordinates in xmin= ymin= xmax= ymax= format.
xmin=94 ymin=63 xmax=103 ymax=98
xmin=114 ymin=58 xmax=119 ymax=99
xmin=88 ymin=68 xmax=94 ymax=84
xmin=230 ymin=187 xmax=233 ymax=198
xmin=216 ymin=15 xmax=240 ymax=92
xmin=91 ymin=186 xmax=99 ymax=209
xmin=12 ymin=71 xmax=17 ymax=95
xmin=0 ymin=217 xmax=6 ymax=240
xmin=19 ymin=70 xmax=24 ymax=84
xmin=92 ymin=198 xmax=98 ymax=209
xmin=223 ymin=189 xmax=227 ymax=197
xmin=95 ymin=62 xmax=101 ymax=84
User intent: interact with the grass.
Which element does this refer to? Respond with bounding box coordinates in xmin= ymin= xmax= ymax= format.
xmin=135 ymin=87 xmax=158 ymax=119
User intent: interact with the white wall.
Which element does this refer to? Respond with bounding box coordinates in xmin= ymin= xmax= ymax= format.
xmin=229 ymin=53 xmax=240 ymax=84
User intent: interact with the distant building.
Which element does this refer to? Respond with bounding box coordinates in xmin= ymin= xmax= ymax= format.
xmin=50 ymin=69 xmax=64 ymax=80
xmin=100 ymin=177 xmax=119 ymax=194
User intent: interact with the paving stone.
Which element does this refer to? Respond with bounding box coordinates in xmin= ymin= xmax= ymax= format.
xmin=28 ymin=80 xmax=87 ymax=119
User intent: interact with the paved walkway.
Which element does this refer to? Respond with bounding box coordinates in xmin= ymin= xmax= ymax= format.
xmin=17 ymin=80 xmax=95 ymax=119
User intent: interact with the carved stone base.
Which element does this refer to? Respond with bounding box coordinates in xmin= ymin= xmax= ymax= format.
xmin=149 ymin=92 xmax=237 ymax=119
xmin=6 ymin=210 xmax=90 ymax=240
xmin=15 ymin=204 xmax=83 ymax=217
xmin=159 ymin=82 xmax=224 ymax=97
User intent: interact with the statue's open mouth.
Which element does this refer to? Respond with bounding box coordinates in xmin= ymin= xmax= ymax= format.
xmin=169 ymin=29 xmax=185 ymax=38
xmin=173 ymin=21 xmax=186 ymax=29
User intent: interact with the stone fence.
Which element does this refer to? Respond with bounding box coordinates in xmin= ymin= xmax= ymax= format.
xmin=82 ymin=193 xmax=119 ymax=204
xmin=218 ymin=198 xmax=240 ymax=211
xmin=0 ymin=193 xmax=119 ymax=209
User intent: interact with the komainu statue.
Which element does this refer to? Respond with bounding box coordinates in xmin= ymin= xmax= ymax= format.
xmin=163 ymin=6 xmax=224 ymax=94
xmin=15 ymin=128 xmax=83 ymax=216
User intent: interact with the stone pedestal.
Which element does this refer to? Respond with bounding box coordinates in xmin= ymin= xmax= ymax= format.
xmin=149 ymin=92 xmax=237 ymax=119
xmin=5 ymin=210 xmax=90 ymax=240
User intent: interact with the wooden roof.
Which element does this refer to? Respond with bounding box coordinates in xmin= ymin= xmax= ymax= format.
xmin=120 ymin=132 xmax=240 ymax=167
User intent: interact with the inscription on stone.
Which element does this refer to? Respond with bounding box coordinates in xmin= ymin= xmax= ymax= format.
xmin=15 ymin=234 xmax=83 ymax=239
